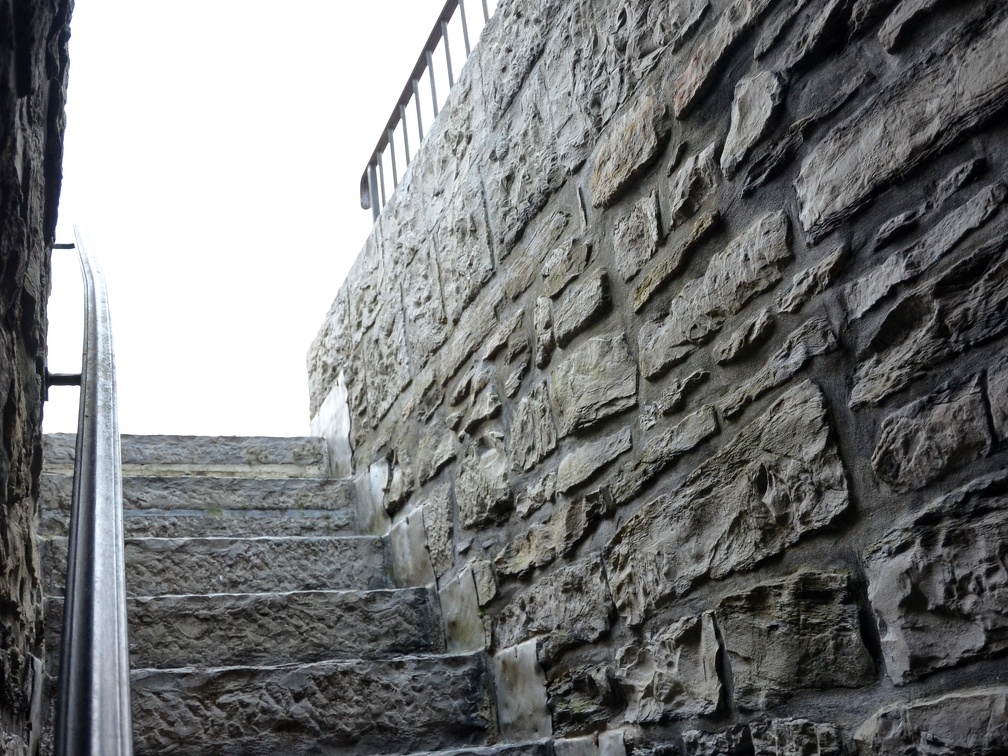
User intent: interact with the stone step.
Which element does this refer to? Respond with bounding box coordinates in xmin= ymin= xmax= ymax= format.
xmin=46 ymin=588 xmax=444 ymax=669
xmin=41 ymin=535 xmax=391 ymax=597
xmin=38 ymin=474 xmax=358 ymax=538
xmin=43 ymin=433 xmax=330 ymax=479
xmin=400 ymin=745 xmax=554 ymax=755
xmin=130 ymin=653 xmax=494 ymax=755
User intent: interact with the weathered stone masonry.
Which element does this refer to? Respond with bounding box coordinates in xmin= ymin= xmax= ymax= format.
xmin=309 ymin=0 xmax=1008 ymax=753
xmin=0 ymin=0 xmax=72 ymax=752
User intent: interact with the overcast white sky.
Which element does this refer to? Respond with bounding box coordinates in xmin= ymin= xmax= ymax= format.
xmin=45 ymin=0 xmax=493 ymax=437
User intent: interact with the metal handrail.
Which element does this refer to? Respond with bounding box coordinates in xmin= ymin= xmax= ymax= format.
xmin=360 ymin=0 xmax=495 ymax=220
xmin=52 ymin=226 xmax=133 ymax=755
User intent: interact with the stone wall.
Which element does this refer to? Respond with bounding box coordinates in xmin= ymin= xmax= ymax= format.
xmin=0 ymin=0 xmax=71 ymax=752
xmin=308 ymin=0 xmax=1008 ymax=752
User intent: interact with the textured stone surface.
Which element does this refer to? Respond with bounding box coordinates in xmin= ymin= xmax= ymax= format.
xmin=495 ymin=559 xmax=613 ymax=653
xmin=534 ymin=296 xmax=555 ymax=368
xmin=851 ymin=236 xmax=1008 ymax=408
xmin=989 ymin=356 xmax=1008 ymax=442
xmin=131 ymin=653 xmax=493 ymax=755
xmin=878 ymin=0 xmax=946 ymax=50
xmin=591 ymin=94 xmax=670 ymax=208
xmin=720 ymin=317 xmax=838 ymax=419
xmin=749 ymin=719 xmax=844 ymax=756
xmin=721 ymin=70 xmax=785 ymax=178
xmin=416 ymin=420 xmax=457 ymax=484
xmin=716 ymin=571 xmax=875 ymax=709
xmin=633 ymin=211 xmax=719 ymax=312
xmin=389 ymin=507 xmax=437 ymax=587
xmin=855 ymin=687 xmax=1008 ymax=755
xmin=511 ymin=382 xmax=558 ymax=471
xmin=44 ymin=433 xmax=331 ymax=478
xmin=638 ymin=211 xmax=791 ymax=379
xmin=614 ymin=192 xmax=661 ymax=281
xmin=865 ymin=473 xmax=1008 ymax=683
xmin=609 ymin=405 xmax=718 ymax=505
xmin=422 ymin=483 xmax=455 ymax=578
xmin=844 ymin=182 xmax=1006 ymax=320
xmin=796 ymin=10 xmax=1008 ymax=240
xmin=668 ymin=143 xmax=719 ymax=226
xmin=492 ymin=640 xmax=552 ymax=742
xmin=553 ymin=273 xmax=610 ymax=348
xmin=440 ymin=567 xmax=486 ymax=653
xmin=615 ymin=613 xmax=721 ymax=722
xmin=712 ymin=307 xmax=774 ymax=365
xmin=871 ymin=374 xmax=991 ymax=491
xmin=1 ymin=1 xmax=71 ymax=738
xmin=606 ymin=381 xmax=848 ymax=624
xmin=550 ymin=334 xmax=638 ymax=437
xmin=495 ymin=490 xmax=614 ymax=577
xmin=775 ymin=244 xmax=847 ymax=314
xmin=557 ymin=427 xmax=633 ymax=494
xmin=639 ymin=370 xmax=709 ymax=431
xmin=681 ymin=726 xmax=753 ymax=756
xmin=674 ymin=0 xmax=775 ymax=116
xmin=456 ymin=436 xmax=513 ymax=528
xmin=42 ymin=535 xmax=389 ymax=596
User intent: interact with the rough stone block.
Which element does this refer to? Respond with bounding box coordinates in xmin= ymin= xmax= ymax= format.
xmin=638 ymin=210 xmax=791 ymax=379
xmin=749 ymin=719 xmax=844 ymax=756
xmin=639 ymin=370 xmax=709 ymax=431
xmin=668 ymin=142 xmax=720 ymax=226
xmin=606 ymin=381 xmax=848 ymax=625
xmin=855 ymin=687 xmax=1008 ymax=755
xmin=851 ymin=235 xmax=1008 ymax=408
xmin=510 ymin=382 xmax=558 ymax=471
xmin=440 ymin=567 xmax=486 ymax=652
xmin=456 ymin=435 xmax=513 ymax=528
xmin=557 ymin=427 xmax=633 ymax=494
xmin=615 ymin=612 xmax=721 ymax=722
xmin=871 ymin=374 xmax=991 ymax=491
xmin=495 ymin=490 xmax=613 ymax=577
xmin=633 ymin=211 xmax=720 ymax=312
xmin=988 ymin=356 xmax=1008 ymax=442
xmin=716 ymin=571 xmax=875 ymax=710
xmin=550 ymin=333 xmax=638 ymax=437
xmin=415 ymin=419 xmax=457 ymax=485
xmin=614 ymin=192 xmax=661 ymax=281
xmin=712 ymin=307 xmax=774 ymax=365
xmin=775 ymin=243 xmax=847 ymax=315
xmin=542 ymin=237 xmax=592 ymax=298
xmin=721 ymin=70 xmax=785 ymax=178
xmin=674 ymin=0 xmax=775 ymax=117
xmin=682 ymin=726 xmax=753 ymax=756
xmin=495 ymin=558 xmax=614 ymax=654
xmin=878 ymin=0 xmax=946 ymax=50
xmin=548 ymin=662 xmax=625 ymax=738
xmin=720 ymin=317 xmax=838 ymax=420
xmin=795 ymin=11 xmax=1008 ymax=241
xmin=534 ymin=296 xmax=556 ymax=368
xmin=421 ymin=483 xmax=455 ymax=578
xmin=439 ymin=175 xmax=496 ymax=324
xmin=865 ymin=472 xmax=1008 ymax=682
xmin=609 ymin=405 xmax=718 ymax=505
xmin=844 ymin=182 xmax=1006 ymax=320
xmin=591 ymin=94 xmax=670 ymax=208
xmin=553 ymin=273 xmax=610 ymax=348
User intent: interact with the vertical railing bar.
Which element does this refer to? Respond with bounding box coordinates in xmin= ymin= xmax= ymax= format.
xmin=368 ymin=163 xmax=380 ymax=222
xmin=388 ymin=128 xmax=399 ymax=187
xmin=412 ymin=80 xmax=424 ymax=140
xmin=426 ymin=50 xmax=439 ymax=117
xmin=441 ymin=20 xmax=455 ymax=88
xmin=459 ymin=0 xmax=472 ymax=57
xmin=482 ymin=0 xmax=489 ymax=22
xmin=377 ymin=153 xmax=387 ymax=208
xmin=399 ymin=104 xmax=412 ymax=165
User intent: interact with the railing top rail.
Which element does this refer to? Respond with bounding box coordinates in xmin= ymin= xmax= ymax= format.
xmin=53 ymin=226 xmax=133 ymax=756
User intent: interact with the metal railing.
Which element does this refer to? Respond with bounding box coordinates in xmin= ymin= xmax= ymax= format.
xmin=49 ymin=226 xmax=133 ymax=755
xmin=360 ymin=0 xmax=498 ymax=220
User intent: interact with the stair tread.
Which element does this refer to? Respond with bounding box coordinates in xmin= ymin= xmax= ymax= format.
xmin=44 ymin=433 xmax=330 ymax=478
xmin=41 ymin=534 xmax=390 ymax=596
xmin=46 ymin=587 xmax=444 ymax=668
xmin=130 ymin=652 xmax=493 ymax=756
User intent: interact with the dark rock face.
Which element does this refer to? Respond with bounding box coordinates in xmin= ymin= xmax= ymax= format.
xmin=308 ymin=0 xmax=1008 ymax=750
xmin=1 ymin=0 xmax=71 ymax=750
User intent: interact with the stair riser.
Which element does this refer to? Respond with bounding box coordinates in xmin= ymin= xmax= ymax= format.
xmin=130 ymin=654 xmax=493 ymax=755
xmin=40 ymin=508 xmax=357 ymax=539
xmin=41 ymin=536 xmax=391 ymax=596
xmin=47 ymin=589 xmax=444 ymax=668
xmin=44 ymin=433 xmax=330 ymax=479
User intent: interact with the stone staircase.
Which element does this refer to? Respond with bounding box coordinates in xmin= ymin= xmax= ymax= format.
xmin=38 ymin=434 xmax=550 ymax=755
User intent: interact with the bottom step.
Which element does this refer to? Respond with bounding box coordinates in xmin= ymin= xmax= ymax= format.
xmin=131 ymin=653 xmax=495 ymax=755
